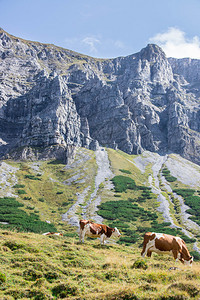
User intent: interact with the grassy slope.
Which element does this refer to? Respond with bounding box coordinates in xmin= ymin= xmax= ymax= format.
xmin=0 ymin=230 xmax=200 ymax=300
xmin=4 ymin=148 xmax=97 ymax=234
xmin=1 ymin=148 xmax=200 ymax=299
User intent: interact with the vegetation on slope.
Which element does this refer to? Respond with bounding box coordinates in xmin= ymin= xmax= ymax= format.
xmin=173 ymin=188 xmax=200 ymax=227
xmin=0 ymin=230 xmax=200 ymax=300
xmin=98 ymin=175 xmax=196 ymax=246
xmin=162 ymin=167 xmax=177 ymax=182
xmin=1 ymin=147 xmax=200 ymax=298
xmin=0 ymin=148 xmax=97 ymax=234
xmin=0 ymin=197 xmax=56 ymax=233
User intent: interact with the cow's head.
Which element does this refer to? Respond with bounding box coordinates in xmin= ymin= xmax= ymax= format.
xmin=112 ymin=227 xmax=121 ymax=238
xmin=183 ymin=256 xmax=193 ymax=266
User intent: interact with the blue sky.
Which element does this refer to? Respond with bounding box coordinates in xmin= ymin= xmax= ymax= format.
xmin=1 ymin=0 xmax=200 ymax=58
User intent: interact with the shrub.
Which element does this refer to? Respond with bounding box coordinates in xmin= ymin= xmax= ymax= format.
xmin=0 ymin=197 xmax=57 ymax=233
xmin=3 ymin=241 xmax=24 ymax=251
xmin=131 ymin=259 xmax=148 ymax=270
xmin=23 ymin=197 xmax=32 ymax=200
xmin=39 ymin=198 xmax=45 ymax=202
xmin=27 ymin=206 xmax=35 ymax=210
xmin=119 ymin=169 xmax=132 ymax=174
xmin=25 ymin=174 xmax=41 ymax=181
xmin=18 ymin=189 xmax=27 ymax=195
xmin=0 ymin=272 xmax=6 ymax=284
xmin=52 ymin=282 xmax=79 ymax=298
xmin=45 ymin=271 xmax=59 ymax=282
xmin=13 ymin=184 xmax=25 ymax=188
xmin=23 ymin=268 xmax=43 ymax=281
xmin=98 ymin=200 xmax=158 ymax=244
xmin=173 ymin=189 xmax=200 ymax=226
xmin=168 ymin=283 xmax=200 ymax=297
xmin=111 ymin=176 xmax=136 ymax=192
xmin=162 ymin=168 xmax=177 ymax=182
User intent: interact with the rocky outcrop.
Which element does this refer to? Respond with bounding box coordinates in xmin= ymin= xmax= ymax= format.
xmin=1 ymin=28 xmax=200 ymax=164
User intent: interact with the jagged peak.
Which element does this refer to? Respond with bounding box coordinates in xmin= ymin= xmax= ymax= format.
xmin=139 ymin=43 xmax=167 ymax=61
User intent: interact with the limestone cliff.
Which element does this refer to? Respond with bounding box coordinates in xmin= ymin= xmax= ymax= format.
xmin=1 ymin=28 xmax=200 ymax=164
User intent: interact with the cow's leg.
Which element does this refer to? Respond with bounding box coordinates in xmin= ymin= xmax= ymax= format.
xmin=79 ymin=229 xmax=85 ymax=243
xmin=141 ymin=242 xmax=148 ymax=257
xmin=100 ymin=234 xmax=106 ymax=245
xmin=172 ymin=250 xmax=182 ymax=262
xmin=147 ymin=250 xmax=152 ymax=257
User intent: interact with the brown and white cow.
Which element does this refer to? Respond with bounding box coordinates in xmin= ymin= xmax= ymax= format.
xmin=141 ymin=232 xmax=193 ymax=265
xmin=79 ymin=220 xmax=121 ymax=245
xmin=42 ymin=232 xmax=63 ymax=236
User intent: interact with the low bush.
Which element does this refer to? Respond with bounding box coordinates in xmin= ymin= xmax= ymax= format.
xmin=168 ymin=282 xmax=200 ymax=297
xmin=111 ymin=176 xmax=136 ymax=192
xmin=98 ymin=200 xmax=157 ymax=244
xmin=131 ymin=259 xmax=148 ymax=270
xmin=52 ymin=282 xmax=79 ymax=298
xmin=23 ymin=197 xmax=32 ymax=200
xmin=137 ymin=221 xmax=195 ymax=243
xmin=173 ymin=189 xmax=200 ymax=226
xmin=0 ymin=272 xmax=6 ymax=284
xmin=162 ymin=167 xmax=177 ymax=182
xmin=13 ymin=184 xmax=25 ymax=188
xmin=39 ymin=198 xmax=45 ymax=202
xmin=62 ymin=201 xmax=69 ymax=206
xmin=23 ymin=268 xmax=43 ymax=281
xmin=25 ymin=174 xmax=41 ymax=181
xmin=119 ymin=169 xmax=132 ymax=174
xmin=45 ymin=271 xmax=59 ymax=282
xmin=0 ymin=197 xmax=57 ymax=233
xmin=3 ymin=241 xmax=24 ymax=251
xmin=18 ymin=189 xmax=27 ymax=195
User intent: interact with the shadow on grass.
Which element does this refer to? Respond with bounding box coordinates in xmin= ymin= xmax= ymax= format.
xmin=47 ymin=159 xmax=65 ymax=165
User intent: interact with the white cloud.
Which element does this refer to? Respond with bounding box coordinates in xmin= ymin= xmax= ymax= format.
xmin=149 ymin=27 xmax=200 ymax=59
xmin=81 ymin=36 xmax=101 ymax=54
xmin=114 ymin=40 xmax=125 ymax=49
xmin=64 ymin=35 xmax=126 ymax=57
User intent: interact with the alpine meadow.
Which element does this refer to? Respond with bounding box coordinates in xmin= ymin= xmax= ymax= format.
xmin=0 ymin=28 xmax=200 ymax=299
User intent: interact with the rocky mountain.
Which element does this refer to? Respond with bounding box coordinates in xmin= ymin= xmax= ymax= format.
xmin=1 ymin=28 xmax=200 ymax=164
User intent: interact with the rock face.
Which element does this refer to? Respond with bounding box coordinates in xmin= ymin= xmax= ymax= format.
xmin=1 ymin=28 xmax=200 ymax=164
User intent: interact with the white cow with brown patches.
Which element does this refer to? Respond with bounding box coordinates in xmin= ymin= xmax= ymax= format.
xmin=141 ymin=232 xmax=193 ymax=265
xmin=79 ymin=220 xmax=121 ymax=245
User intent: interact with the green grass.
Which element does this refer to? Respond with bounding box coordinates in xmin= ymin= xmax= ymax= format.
xmin=1 ymin=147 xmax=200 ymax=298
xmin=0 ymin=229 xmax=199 ymax=299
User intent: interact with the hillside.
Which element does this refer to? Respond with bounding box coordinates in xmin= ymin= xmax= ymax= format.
xmin=0 ymin=231 xmax=200 ymax=300
xmin=1 ymin=28 xmax=200 ymax=165
xmin=0 ymin=147 xmax=200 ymax=298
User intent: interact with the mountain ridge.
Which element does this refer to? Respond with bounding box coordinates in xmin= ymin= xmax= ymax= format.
xmin=1 ymin=28 xmax=200 ymax=164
